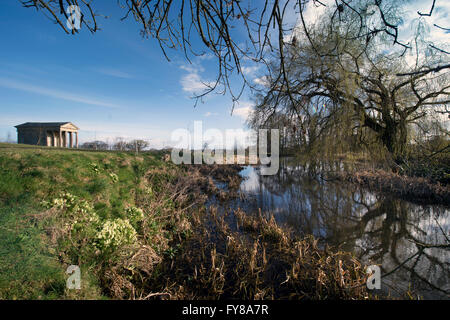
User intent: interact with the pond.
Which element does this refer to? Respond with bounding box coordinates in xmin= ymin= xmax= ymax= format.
xmin=235 ymin=158 xmax=449 ymax=299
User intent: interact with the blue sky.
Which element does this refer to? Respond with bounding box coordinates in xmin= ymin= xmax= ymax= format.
xmin=0 ymin=1 xmax=260 ymax=148
xmin=0 ymin=1 xmax=448 ymax=147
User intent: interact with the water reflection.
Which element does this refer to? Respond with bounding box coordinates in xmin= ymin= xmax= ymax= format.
xmin=238 ymin=159 xmax=449 ymax=299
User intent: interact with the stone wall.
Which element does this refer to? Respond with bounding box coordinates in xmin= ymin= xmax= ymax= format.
xmin=17 ymin=128 xmax=47 ymax=146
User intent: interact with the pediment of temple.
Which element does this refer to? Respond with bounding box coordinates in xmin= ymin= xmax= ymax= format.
xmin=60 ymin=123 xmax=79 ymax=131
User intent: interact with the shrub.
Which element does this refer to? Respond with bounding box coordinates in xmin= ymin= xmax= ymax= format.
xmin=90 ymin=162 xmax=100 ymax=174
xmin=109 ymin=172 xmax=119 ymax=183
xmin=42 ymin=192 xmax=96 ymax=218
xmin=125 ymin=206 xmax=144 ymax=227
xmin=95 ymin=218 xmax=137 ymax=251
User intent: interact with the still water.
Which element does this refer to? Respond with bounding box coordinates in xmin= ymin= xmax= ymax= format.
xmin=237 ymin=158 xmax=449 ymax=299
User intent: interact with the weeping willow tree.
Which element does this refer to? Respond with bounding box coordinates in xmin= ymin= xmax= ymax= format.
xmin=249 ymin=0 xmax=450 ymax=162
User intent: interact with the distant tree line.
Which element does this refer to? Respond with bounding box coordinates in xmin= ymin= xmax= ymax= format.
xmin=81 ymin=138 xmax=150 ymax=153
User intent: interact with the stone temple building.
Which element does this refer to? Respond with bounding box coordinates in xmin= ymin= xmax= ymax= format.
xmin=15 ymin=122 xmax=79 ymax=148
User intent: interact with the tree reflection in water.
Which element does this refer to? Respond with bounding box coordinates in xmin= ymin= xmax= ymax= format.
xmin=238 ymin=159 xmax=449 ymax=299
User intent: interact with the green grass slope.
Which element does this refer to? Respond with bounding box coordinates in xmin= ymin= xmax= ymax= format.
xmin=0 ymin=143 xmax=181 ymax=299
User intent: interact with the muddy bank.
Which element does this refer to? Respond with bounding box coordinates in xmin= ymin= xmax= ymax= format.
xmin=336 ymin=169 xmax=450 ymax=206
xmin=181 ymin=163 xmax=244 ymax=200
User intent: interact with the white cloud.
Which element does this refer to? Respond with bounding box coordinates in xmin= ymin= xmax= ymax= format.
xmin=204 ymin=111 xmax=219 ymax=117
xmin=253 ymin=75 xmax=271 ymax=87
xmin=233 ymin=107 xmax=252 ymax=119
xmin=94 ymin=67 xmax=133 ymax=79
xmin=197 ymin=53 xmax=214 ymax=61
xmin=401 ymin=0 xmax=450 ymax=48
xmin=299 ymin=0 xmax=449 ymax=50
xmin=180 ymin=73 xmax=215 ymax=93
xmin=180 ymin=64 xmax=204 ymax=73
xmin=232 ymin=101 xmax=254 ymax=120
xmin=303 ymin=0 xmax=330 ymax=27
xmin=280 ymin=0 xmax=330 ymax=44
xmin=179 ymin=62 xmax=215 ymax=94
xmin=288 ymin=0 xmax=449 ymax=70
xmin=242 ymin=65 xmax=260 ymax=76
xmin=0 ymin=77 xmax=120 ymax=108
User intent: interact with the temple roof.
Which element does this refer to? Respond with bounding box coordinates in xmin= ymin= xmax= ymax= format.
xmin=15 ymin=122 xmax=79 ymax=130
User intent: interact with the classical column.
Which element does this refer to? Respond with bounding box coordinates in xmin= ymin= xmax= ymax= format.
xmin=69 ymin=132 xmax=73 ymax=148
xmin=75 ymin=132 xmax=78 ymax=148
xmin=52 ymin=131 xmax=57 ymax=147
xmin=59 ymin=130 xmax=63 ymax=148
xmin=62 ymin=131 xmax=66 ymax=148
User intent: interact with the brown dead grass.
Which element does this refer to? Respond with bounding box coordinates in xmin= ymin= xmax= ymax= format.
xmin=341 ymin=169 xmax=450 ymax=205
xmin=142 ymin=204 xmax=369 ymax=300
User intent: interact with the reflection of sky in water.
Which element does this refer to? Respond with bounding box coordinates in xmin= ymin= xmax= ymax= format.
xmin=237 ymin=164 xmax=450 ymax=299
xmin=239 ymin=166 xmax=260 ymax=192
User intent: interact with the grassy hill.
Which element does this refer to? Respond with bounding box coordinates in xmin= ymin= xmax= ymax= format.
xmin=0 ymin=143 xmax=370 ymax=300
xmin=0 ymin=143 xmax=188 ymax=299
